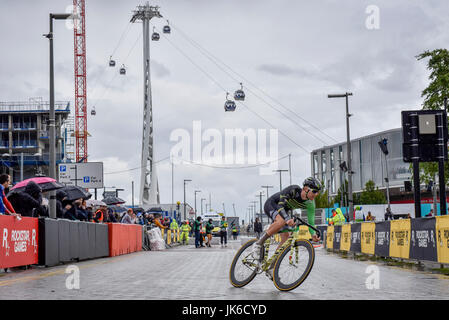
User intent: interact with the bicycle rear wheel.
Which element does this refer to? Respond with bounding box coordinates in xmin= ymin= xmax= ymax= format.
xmin=272 ymin=240 xmax=315 ymax=291
xmin=229 ymin=239 xmax=260 ymax=288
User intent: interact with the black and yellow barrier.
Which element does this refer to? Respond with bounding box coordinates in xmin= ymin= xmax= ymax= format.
xmin=323 ymin=216 xmax=449 ymax=264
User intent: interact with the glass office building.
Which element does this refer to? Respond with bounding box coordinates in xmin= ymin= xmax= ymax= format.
xmin=311 ymin=128 xmax=411 ymax=196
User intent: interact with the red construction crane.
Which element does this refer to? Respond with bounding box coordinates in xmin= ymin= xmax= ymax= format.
xmin=73 ymin=0 xmax=88 ymax=162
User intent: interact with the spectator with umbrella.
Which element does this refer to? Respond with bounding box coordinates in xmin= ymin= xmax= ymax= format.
xmin=7 ymin=181 xmax=47 ymax=217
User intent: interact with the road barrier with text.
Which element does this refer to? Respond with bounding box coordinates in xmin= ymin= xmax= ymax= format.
xmin=323 ymin=216 xmax=449 ymax=264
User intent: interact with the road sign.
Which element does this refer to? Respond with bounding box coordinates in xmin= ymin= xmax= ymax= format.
xmin=58 ymin=162 xmax=104 ymax=188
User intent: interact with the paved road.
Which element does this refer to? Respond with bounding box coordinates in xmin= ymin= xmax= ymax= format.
xmin=0 ymin=238 xmax=448 ymax=300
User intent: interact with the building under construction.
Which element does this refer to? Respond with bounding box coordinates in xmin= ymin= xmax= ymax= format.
xmin=0 ymin=98 xmax=73 ymax=183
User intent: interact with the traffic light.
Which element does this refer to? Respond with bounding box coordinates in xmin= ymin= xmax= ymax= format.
xmin=339 ymin=161 xmax=348 ymax=172
xmin=378 ymin=138 xmax=388 ymax=155
xmin=427 ymin=181 xmax=433 ymax=192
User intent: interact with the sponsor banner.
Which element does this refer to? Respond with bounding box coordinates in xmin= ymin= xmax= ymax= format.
xmin=295 ymin=225 xmax=312 ymax=240
xmin=333 ymin=226 xmax=341 ymax=251
xmin=389 ymin=219 xmax=411 ymax=259
xmin=361 ymin=222 xmax=375 ymax=255
xmin=410 ymin=217 xmax=437 ymax=262
xmin=326 ymin=225 xmax=334 ymax=249
xmin=0 ymin=215 xmax=39 ymax=268
xmin=375 ymin=221 xmax=390 ymax=257
xmin=436 ymin=215 xmax=449 ymax=264
xmin=340 ymin=224 xmax=351 ymax=252
xmin=350 ymin=223 xmax=361 ymax=253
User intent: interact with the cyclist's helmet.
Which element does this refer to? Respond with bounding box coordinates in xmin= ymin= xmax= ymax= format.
xmin=303 ymin=177 xmax=322 ymax=192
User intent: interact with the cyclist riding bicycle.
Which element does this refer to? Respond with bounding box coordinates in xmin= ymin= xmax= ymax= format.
xmin=251 ymin=177 xmax=322 ymax=264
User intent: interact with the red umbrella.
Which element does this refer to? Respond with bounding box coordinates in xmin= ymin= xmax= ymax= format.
xmin=11 ymin=177 xmax=64 ymax=192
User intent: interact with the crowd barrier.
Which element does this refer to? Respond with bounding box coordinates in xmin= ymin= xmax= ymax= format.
xmin=38 ymin=218 xmax=109 ymax=267
xmin=323 ymin=215 xmax=449 ymax=264
xmin=108 ymin=223 xmax=143 ymax=257
xmin=161 ymin=228 xmax=180 ymax=245
xmin=0 ymin=215 xmax=39 ymax=269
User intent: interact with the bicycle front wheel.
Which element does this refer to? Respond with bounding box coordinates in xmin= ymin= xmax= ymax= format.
xmin=272 ymin=240 xmax=315 ymax=291
xmin=229 ymin=239 xmax=260 ymax=288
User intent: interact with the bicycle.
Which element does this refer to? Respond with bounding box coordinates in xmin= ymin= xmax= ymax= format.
xmin=229 ymin=216 xmax=321 ymax=292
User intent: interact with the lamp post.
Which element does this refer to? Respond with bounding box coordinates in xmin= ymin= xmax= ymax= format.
xmin=194 ymin=190 xmax=201 ymax=218
xmin=44 ymin=13 xmax=72 ymax=219
xmin=201 ymin=198 xmax=206 ymax=215
xmin=273 ymin=169 xmax=289 ymax=192
xmin=328 ymin=92 xmax=353 ymax=221
xmin=183 ymin=179 xmax=191 ymax=220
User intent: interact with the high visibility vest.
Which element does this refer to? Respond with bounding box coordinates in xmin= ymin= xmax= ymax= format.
xmin=170 ymin=221 xmax=179 ymax=230
xmin=95 ymin=210 xmax=103 ymax=223
xmin=181 ymin=224 xmax=191 ymax=233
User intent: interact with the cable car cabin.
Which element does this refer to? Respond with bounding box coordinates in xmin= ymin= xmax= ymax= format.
xmin=224 ymin=100 xmax=236 ymax=112
xmin=109 ymin=56 xmax=116 ymax=67
xmin=91 ymin=108 xmax=96 ymax=116
xmin=163 ymin=25 xmax=171 ymax=34
xmin=234 ymin=89 xmax=245 ymax=101
xmin=120 ymin=65 xmax=126 ymax=75
xmin=152 ymin=32 xmax=160 ymax=41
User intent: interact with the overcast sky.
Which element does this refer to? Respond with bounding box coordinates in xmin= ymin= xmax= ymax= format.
xmin=1 ymin=0 xmax=449 ymax=223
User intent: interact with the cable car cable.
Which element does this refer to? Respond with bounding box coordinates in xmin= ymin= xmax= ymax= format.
xmin=168 ymin=21 xmax=338 ymax=145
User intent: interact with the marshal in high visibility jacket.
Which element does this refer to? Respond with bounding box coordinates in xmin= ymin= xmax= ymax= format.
xmin=170 ymin=220 xmax=179 ymax=230
xmin=327 ymin=208 xmax=346 ymax=226
xmin=180 ymin=222 xmax=191 ymax=245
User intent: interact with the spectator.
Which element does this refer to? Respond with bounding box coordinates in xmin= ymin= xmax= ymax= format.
xmin=193 ymin=216 xmax=203 ymax=248
xmin=385 ymin=207 xmax=393 ymax=221
xmin=106 ymin=207 xmax=117 ymax=223
xmin=8 ymin=181 xmax=46 ymax=217
xmin=56 ymin=190 xmax=68 ymax=219
xmin=121 ymin=208 xmax=133 ymax=224
xmin=93 ymin=204 xmax=107 ymax=223
xmin=85 ymin=202 xmax=94 ymax=221
xmin=426 ymin=209 xmax=433 ymax=217
xmin=219 ymin=216 xmax=228 ymax=248
xmin=0 ymin=174 xmax=17 ymax=216
xmin=232 ymin=225 xmax=238 ymax=240
xmin=205 ymin=218 xmax=214 ymax=247
xmin=254 ymin=217 xmax=262 ymax=239
xmin=153 ymin=213 xmax=168 ymax=231
xmin=366 ymin=211 xmax=375 ymax=221
xmin=76 ymin=199 xmax=89 ymax=221
xmin=406 ymin=213 xmax=411 ymax=219
xmin=63 ymin=198 xmax=81 ymax=220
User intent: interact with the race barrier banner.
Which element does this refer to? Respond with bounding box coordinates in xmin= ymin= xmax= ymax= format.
xmin=323 ymin=217 xmax=449 ymax=264
xmin=350 ymin=223 xmax=361 ymax=253
xmin=410 ymin=217 xmax=437 ymax=262
xmin=295 ymin=225 xmax=312 ymax=240
xmin=340 ymin=224 xmax=351 ymax=252
xmin=39 ymin=219 xmax=109 ymax=267
xmin=326 ymin=225 xmax=334 ymax=249
xmin=375 ymin=221 xmax=390 ymax=257
xmin=0 ymin=215 xmax=38 ymax=269
xmin=333 ymin=226 xmax=341 ymax=251
xmin=108 ymin=223 xmax=143 ymax=257
xmin=436 ymin=215 xmax=449 ymax=264
xmin=389 ymin=219 xmax=411 ymax=259
xmin=360 ymin=222 xmax=375 ymax=255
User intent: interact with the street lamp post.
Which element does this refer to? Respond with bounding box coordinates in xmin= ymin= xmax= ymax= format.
xmin=201 ymin=198 xmax=206 ymax=215
xmin=194 ymin=190 xmax=201 ymax=218
xmin=183 ymin=179 xmax=191 ymax=220
xmin=44 ymin=13 xmax=72 ymax=219
xmin=273 ymin=169 xmax=289 ymax=192
xmin=328 ymin=92 xmax=353 ymax=221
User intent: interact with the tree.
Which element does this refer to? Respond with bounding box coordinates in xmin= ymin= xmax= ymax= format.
xmin=314 ymin=180 xmax=334 ymax=208
xmin=359 ymin=180 xmax=386 ymax=205
xmin=416 ymin=49 xmax=449 ymax=185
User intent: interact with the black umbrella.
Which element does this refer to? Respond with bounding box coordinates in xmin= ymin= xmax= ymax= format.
xmin=148 ymin=207 xmax=163 ymax=213
xmin=61 ymin=185 xmax=92 ymax=201
xmin=108 ymin=205 xmax=127 ymax=213
xmin=102 ymin=196 xmax=126 ymax=205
